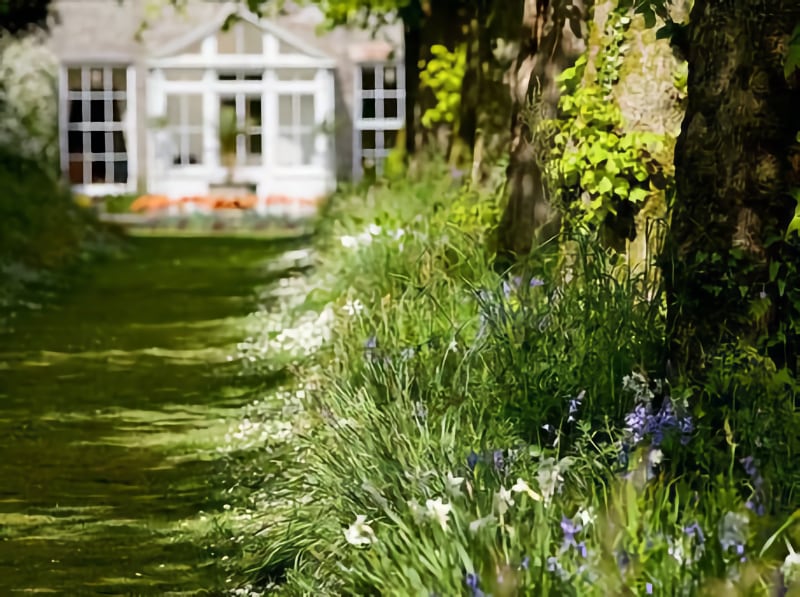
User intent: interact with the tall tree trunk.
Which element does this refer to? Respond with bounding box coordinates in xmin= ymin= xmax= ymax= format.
xmin=665 ymin=0 xmax=800 ymax=376
xmin=496 ymin=0 xmax=587 ymax=262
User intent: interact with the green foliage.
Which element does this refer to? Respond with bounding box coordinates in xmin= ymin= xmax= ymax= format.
xmin=222 ymin=165 xmax=800 ymax=596
xmin=539 ymin=8 xmax=672 ymax=234
xmin=419 ymin=44 xmax=466 ymax=129
xmin=784 ymin=23 xmax=800 ymax=80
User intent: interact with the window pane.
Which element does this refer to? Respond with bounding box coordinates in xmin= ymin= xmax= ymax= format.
xmin=383 ymin=66 xmax=398 ymax=90
xmin=299 ymin=95 xmax=314 ymax=125
xmin=186 ymin=95 xmax=202 ymax=126
xmin=91 ymin=160 xmax=106 ymax=182
xmin=361 ymin=67 xmax=375 ymax=90
xmin=248 ymin=133 xmax=261 ymax=155
xmin=112 ymin=68 xmax=127 ymax=90
xmin=69 ymin=100 xmax=83 ymax=124
xmin=166 ymin=96 xmax=181 ymax=125
xmin=68 ymin=68 xmax=82 ymax=91
xmin=68 ymin=131 xmax=83 ymax=153
xmin=68 ymin=159 xmax=84 ymax=184
xmin=276 ymin=68 xmax=315 ymax=81
xmin=164 ymin=69 xmax=204 ymax=81
xmin=361 ymin=97 xmax=375 ymax=119
xmin=91 ymin=131 xmax=106 ymax=153
xmin=384 ymin=129 xmax=399 ymax=150
xmin=278 ymin=95 xmax=292 ymax=125
xmin=243 ymin=72 xmax=263 ymax=81
xmin=246 ymin=97 xmax=261 ymax=126
xmin=90 ymin=99 xmax=105 ymax=122
xmin=361 ymin=129 xmax=375 ymax=150
xmin=111 ymin=99 xmax=126 ymax=122
xmin=218 ymin=73 xmax=237 ymax=81
xmin=299 ymin=131 xmax=314 ymax=164
xmin=113 ymin=130 xmax=127 ymax=153
xmin=113 ymin=160 xmax=128 ymax=183
xmin=188 ymin=133 xmax=203 ymax=164
xmin=384 ymin=97 xmax=399 ymax=119
xmin=90 ymin=68 xmax=104 ymax=91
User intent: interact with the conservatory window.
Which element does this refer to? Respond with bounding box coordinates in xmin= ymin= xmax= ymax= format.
xmin=354 ymin=63 xmax=404 ymax=178
xmin=65 ymin=66 xmax=129 ymax=185
xmin=277 ymin=93 xmax=315 ymax=167
xmin=220 ymin=94 xmax=263 ymax=166
xmin=166 ymin=94 xmax=203 ymax=165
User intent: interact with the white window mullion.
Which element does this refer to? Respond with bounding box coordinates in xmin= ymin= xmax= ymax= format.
xmin=203 ymin=69 xmax=219 ymax=169
xmin=264 ymin=70 xmax=276 ymax=173
xmin=126 ymin=65 xmax=137 ymax=191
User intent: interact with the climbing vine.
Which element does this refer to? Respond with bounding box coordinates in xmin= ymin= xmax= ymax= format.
xmin=537 ymin=5 xmax=674 ymax=241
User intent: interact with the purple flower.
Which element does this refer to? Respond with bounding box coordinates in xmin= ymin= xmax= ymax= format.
xmin=365 ymin=335 xmax=377 ymax=350
xmin=467 ymin=450 xmax=479 ymax=471
xmin=560 ymin=515 xmax=583 ymax=552
xmin=519 ymin=555 xmax=530 ymax=570
xmin=492 ymin=449 xmax=505 ymax=473
xmin=530 ymin=277 xmax=545 ymax=287
xmin=684 ymin=522 xmax=705 ymax=545
xmin=623 ymin=398 xmax=693 ymax=447
xmin=646 ymin=582 xmax=653 ymax=594
xmin=567 ymin=390 xmax=585 ymax=422
xmin=502 ymin=280 xmax=512 ymax=298
xmin=464 ymin=572 xmax=485 ymax=597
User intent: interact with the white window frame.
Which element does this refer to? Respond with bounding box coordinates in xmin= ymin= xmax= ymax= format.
xmin=353 ymin=62 xmax=405 ymax=179
xmin=165 ymin=93 xmax=204 ymax=166
xmin=59 ymin=64 xmax=137 ymax=196
xmin=276 ymin=91 xmax=316 ymax=168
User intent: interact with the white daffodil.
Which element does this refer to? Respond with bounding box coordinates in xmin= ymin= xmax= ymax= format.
xmin=340 ymin=235 xmax=358 ymax=249
xmin=468 ymin=514 xmax=496 ymax=534
xmin=494 ymin=486 xmax=515 ymax=515
xmin=425 ymin=497 xmax=452 ymax=531
xmin=511 ymin=478 xmax=542 ymax=501
xmin=446 ymin=471 xmax=465 ymax=496
xmin=344 ymin=515 xmax=376 ymax=546
xmin=782 ymin=549 xmax=800 ymax=586
xmin=342 ymin=299 xmax=364 ymax=316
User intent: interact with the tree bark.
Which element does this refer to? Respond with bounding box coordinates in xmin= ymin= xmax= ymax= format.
xmin=664 ymin=0 xmax=800 ymax=376
xmin=496 ymin=0 xmax=587 ymax=262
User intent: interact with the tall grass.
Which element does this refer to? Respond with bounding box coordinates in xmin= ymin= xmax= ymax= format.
xmin=228 ymin=168 xmax=800 ymax=596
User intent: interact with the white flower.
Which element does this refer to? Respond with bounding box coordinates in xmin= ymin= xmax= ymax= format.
xmin=368 ymin=223 xmax=382 ymax=236
xmin=537 ymin=457 xmax=565 ymax=504
xmin=446 ymin=471 xmax=465 ymax=494
xmin=468 ymin=514 xmax=496 ymax=534
xmin=494 ymin=486 xmax=515 ymax=515
xmin=511 ymin=478 xmax=542 ymax=501
xmin=782 ymin=549 xmax=800 ymax=585
xmin=425 ymin=497 xmax=452 ymax=531
xmin=340 ymin=235 xmax=358 ymax=248
xmin=448 ymin=339 xmax=459 ymax=353
xmin=344 ymin=514 xmax=376 ymax=546
xmin=342 ymin=299 xmax=364 ymax=316
xmin=648 ymin=448 xmax=663 ymax=466
xmin=392 ymin=228 xmax=406 ymax=240
xmin=575 ymin=507 xmax=594 ymax=527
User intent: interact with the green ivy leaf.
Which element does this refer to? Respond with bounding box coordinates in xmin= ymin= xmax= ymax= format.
xmin=628 ymin=187 xmax=649 ymax=202
xmin=785 ymin=24 xmax=800 ymax=79
xmin=597 ymin=176 xmax=613 ymax=194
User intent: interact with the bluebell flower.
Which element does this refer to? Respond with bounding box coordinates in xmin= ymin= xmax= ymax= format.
xmin=530 ymin=277 xmax=545 ymax=287
xmin=684 ymin=522 xmax=705 ymax=545
xmin=560 ymin=515 xmax=583 ymax=552
xmin=467 ymin=450 xmax=479 ymax=472
xmin=567 ymin=390 xmax=585 ymax=423
xmin=741 ymin=456 xmax=766 ymax=515
xmin=646 ymin=582 xmax=653 ymax=594
xmin=365 ymin=335 xmax=377 ymax=350
xmin=519 ymin=555 xmax=530 ymax=570
xmin=492 ymin=449 xmax=505 ymax=473
xmin=464 ymin=572 xmax=485 ymax=597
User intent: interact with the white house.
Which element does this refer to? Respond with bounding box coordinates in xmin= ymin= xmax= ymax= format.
xmin=47 ymin=0 xmax=405 ymax=206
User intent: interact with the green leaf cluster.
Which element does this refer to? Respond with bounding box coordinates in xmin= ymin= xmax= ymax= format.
xmin=419 ymin=44 xmax=466 ymax=128
xmin=539 ymin=8 xmax=672 ymax=231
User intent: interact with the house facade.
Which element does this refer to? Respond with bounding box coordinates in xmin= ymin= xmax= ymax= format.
xmin=47 ymin=0 xmax=405 ymax=205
